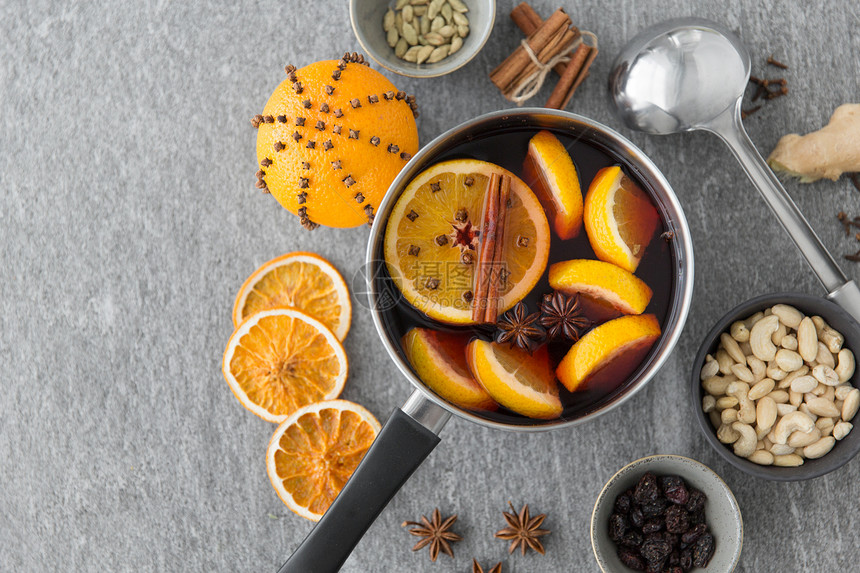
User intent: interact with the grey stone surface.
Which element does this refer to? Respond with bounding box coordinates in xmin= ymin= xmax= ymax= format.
xmin=1 ymin=1 xmax=859 ymax=572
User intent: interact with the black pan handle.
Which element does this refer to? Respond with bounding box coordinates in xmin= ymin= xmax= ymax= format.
xmin=276 ymin=394 xmax=448 ymax=573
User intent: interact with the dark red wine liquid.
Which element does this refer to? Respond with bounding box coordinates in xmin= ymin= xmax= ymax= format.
xmin=376 ymin=127 xmax=677 ymax=425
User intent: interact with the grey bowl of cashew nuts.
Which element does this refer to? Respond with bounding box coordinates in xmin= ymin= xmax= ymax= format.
xmin=692 ymin=292 xmax=860 ymax=481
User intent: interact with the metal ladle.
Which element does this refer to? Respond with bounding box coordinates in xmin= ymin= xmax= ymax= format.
xmin=609 ymin=17 xmax=860 ymax=322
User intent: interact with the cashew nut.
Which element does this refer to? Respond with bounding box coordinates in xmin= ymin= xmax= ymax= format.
xmin=772 ymin=322 xmax=787 ymax=346
xmin=750 ymin=315 xmax=780 ymax=362
xmin=749 ymin=378 xmax=775 ymax=401
xmin=780 ymin=334 xmax=798 ymax=351
xmin=776 ymin=403 xmax=798 ymax=416
xmin=740 ymin=341 xmax=753 ymax=356
xmin=720 ymin=333 xmax=747 ymax=365
xmin=700 ymin=359 xmax=720 ymax=381
xmin=815 ymin=342 xmax=836 ymax=368
xmin=702 ymin=375 xmax=732 ymax=396
xmin=747 ymin=356 xmax=767 ymax=382
xmin=744 ymin=311 xmax=764 ymax=330
xmin=816 ymin=416 xmax=836 ymax=436
xmin=842 ymin=388 xmax=859 ymax=422
xmin=836 ymin=384 xmax=854 ymax=400
xmin=811 ymin=315 xmax=827 ymax=336
xmin=787 ymin=426 xmax=821 ymax=448
xmin=727 ymin=381 xmax=756 ymax=424
xmin=756 ymin=396 xmax=777 ymax=432
xmin=730 ymin=321 xmax=750 ymax=342
xmin=767 ymin=363 xmax=788 ymax=381
xmin=812 ymin=364 xmax=840 ymax=386
xmin=716 ymin=396 xmax=739 ymax=410
xmin=770 ymin=443 xmax=795 ymax=455
xmin=773 ymin=454 xmax=804 ymax=466
xmin=835 ymin=349 xmax=855 ymax=383
xmin=702 ymin=395 xmax=716 ymax=413
xmin=717 ymin=423 xmax=740 ymax=444
xmin=773 ymin=410 xmax=815 ymax=444
xmin=798 ymin=403 xmax=819 ymax=422
xmin=731 ymin=422 xmax=757 ymax=457
xmin=775 ymin=349 xmax=803 ymax=373
xmin=748 ymin=449 xmax=774 ymax=465
xmin=790 ymin=375 xmax=818 ymax=394
xmin=779 ymin=365 xmax=810 ymax=390
xmin=796 ymin=317 xmax=819 ymax=363
xmin=820 ymin=324 xmax=844 ymax=354
xmin=771 ymin=304 xmax=804 ymax=329
xmin=803 ymin=436 xmax=836 ymax=459
xmin=811 ymin=382 xmax=827 ymax=396
xmin=767 ymin=389 xmax=789 ymax=403
xmin=730 ymin=364 xmax=755 ymax=384
xmin=789 ymin=389 xmax=803 ymax=407
xmin=833 ymin=421 xmax=853 ymax=440
xmin=716 ymin=349 xmax=734 ymax=375
xmin=721 ymin=408 xmax=739 ymax=424
xmin=804 ymin=396 xmax=839 ymax=418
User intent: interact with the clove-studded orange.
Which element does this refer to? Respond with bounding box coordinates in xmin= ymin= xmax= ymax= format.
xmin=252 ymin=53 xmax=419 ymax=229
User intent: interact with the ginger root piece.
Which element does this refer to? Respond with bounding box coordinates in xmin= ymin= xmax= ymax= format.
xmin=767 ymin=104 xmax=860 ymax=182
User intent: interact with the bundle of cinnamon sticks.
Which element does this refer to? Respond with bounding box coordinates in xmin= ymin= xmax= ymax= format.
xmin=472 ymin=173 xmax=511 ymax=323
xmin=489 ymin=3 xmax=598 ymax=110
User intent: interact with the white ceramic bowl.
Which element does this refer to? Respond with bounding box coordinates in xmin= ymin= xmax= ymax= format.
xmin=591 ymin=455 xmax=743 ymax=572
xmin=349 ymin=0 xmax=495 ymax=78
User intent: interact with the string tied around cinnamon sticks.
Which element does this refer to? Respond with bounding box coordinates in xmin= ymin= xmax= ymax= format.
xmin=509 ymin=30 xmax=598 ymax=105
xmin=491 ymin=4 xmax=599 ymax=110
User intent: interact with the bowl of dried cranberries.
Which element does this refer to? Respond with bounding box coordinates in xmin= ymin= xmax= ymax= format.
xmin=591 ymin=455 xmax=743 ymax=572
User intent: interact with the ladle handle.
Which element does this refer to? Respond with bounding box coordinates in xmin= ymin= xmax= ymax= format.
xmin=276 ymin=395 xmax=448 ymax=573
xmin=705 ymin=105 xmax=860 ymax=323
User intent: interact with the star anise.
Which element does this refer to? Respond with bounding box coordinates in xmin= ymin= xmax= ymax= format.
xmin=472 ymin=558 xmax=502 ymax=573
xmin=402 ymin=508 xmax=462 ymax=561
xmin=495 ymin=302 xmax=545 ymax=352
xmin=539 ymin=291 xmax=590 ymax=341
xmin=494 ymin=502 xmax=550 ymax=555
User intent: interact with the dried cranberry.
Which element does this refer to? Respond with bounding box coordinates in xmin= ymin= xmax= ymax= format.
xmin=660 ymin=475 xmax=690 ymax=505
xmin=688 ymin=510 xmax=705 ymax=526
xmin=609 ymin=512 xmax=628 ymax=541
xmin=642 ymin=519 xmax=664 ymax=534
xmin=681 ymin=523 xmax=707 ymax=545
xmin=641 ymin=537 xmax=672 ymax=567
xmin=641 ymin=498 xmax=668 ymax=518
xmin=615 ymin=493 xmax=632 ymax=514
xmin=621 ymin=530 xmax=644 ymax=548
xmin=665 ymin=505 xmax=690 ymax=534
xmin=679 ymin=549 xmax=693 ymax=571
xmin=634 ymin=472 xmax=660 ymax=504
xmin=664 ymin=567 xmax=683 ymax=573
xmin=663 ymin=533 xmax=679 ymax=548
xmin=692 ymin=533 xmax=715 ymax=568
xmin=685 ymin=489 xmax=706 ymax=514
xmin=630 ymin=507 xmax=645 ymax=528
xmin=645 ymin=563 xmax=662 ymax=573
xmin=618 ymin=548 xmax=646 ymax=571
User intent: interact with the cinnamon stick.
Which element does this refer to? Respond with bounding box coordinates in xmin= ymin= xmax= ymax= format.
xmin=473 ymin=174 xmax=501 ymax=322
xmin=544 ymin=42 xmax=595 ymax=109
xmin=510 ymin=3 xmax=579 ymax=76
xmin=490 ymin=9 xmax=571 ymax=94
xmin=484 ymin=176 xmax=511 ymax=322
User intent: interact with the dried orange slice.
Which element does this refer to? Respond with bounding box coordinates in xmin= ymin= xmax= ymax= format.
xmin=232 ymin=251 xmax=351 ymax=340
xmin=522 ymin=130 xmax=583 ymax=239
xmin=583 ymin=166 xmax=659 ymax=273
xmin=266 ymin=399 xmax=380 ymax=521
xmin=384 ymin=159 xmax=550 ymax=325
xmin=222 ymin=308 xmax=348 ymax=422
xmin=402 ymin=327 xmax=497 ymax=411
xmin=465 ymin=340 xmax=562 ymax=420
xmin=556 ymin=314 xmax=661 ymax=392
xmin=548 ymin=259 xmax=653 ymax=315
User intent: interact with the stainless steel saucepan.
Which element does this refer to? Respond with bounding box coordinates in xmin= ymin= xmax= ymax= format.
xmin=277 ymin=108 xmax=695 ymax=572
